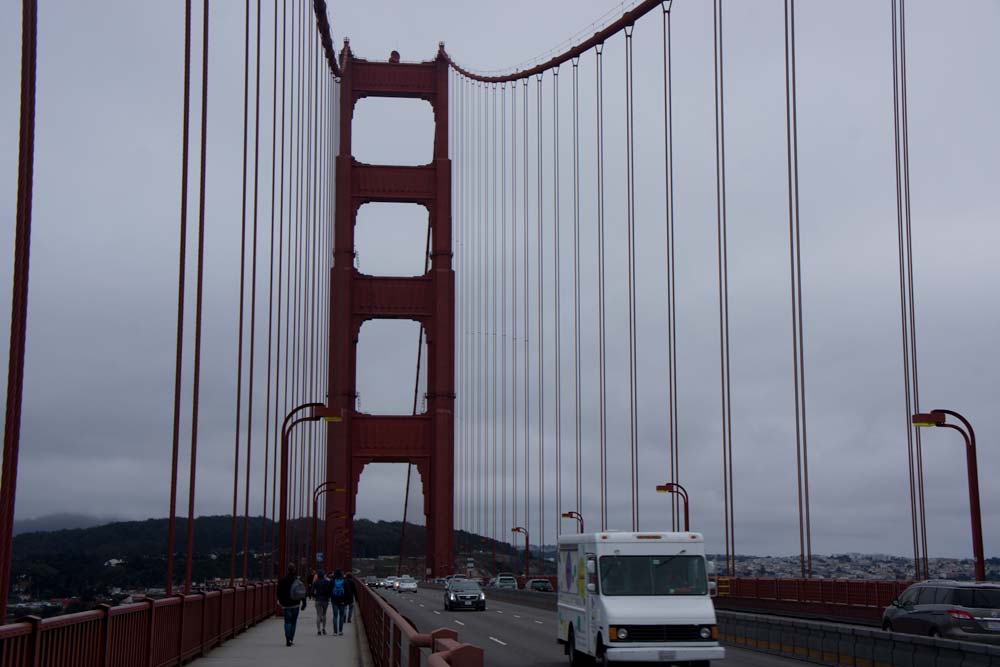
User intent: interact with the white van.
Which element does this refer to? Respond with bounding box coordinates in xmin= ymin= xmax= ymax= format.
xmin=557 ymin=531 xmax=725 ymax=666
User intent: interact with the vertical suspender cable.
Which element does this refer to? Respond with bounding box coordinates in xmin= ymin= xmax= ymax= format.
xmin=231 ymin=0 xmax=252 ymax=587
xmin=242 ymin=0 xmax=263 ymax=582
xmin=571 ymin=58 xmax=582 ymax=516
xmin=891 ymin=0 xmax=926 ymax=580
xmin=492 ymin=82 xmax=499 ymax=564
xmin=712 ymin=0 xmax=735 ymax=576
xmin=185 ymin=0 xmax=212 ymax=594
xmin=536 ymin=73 xmax=545 ymax=553
xmin=511 ymin=81 xmax=519 ymax=545
xmin=624 ymin=24 xmax=640 ymax=532
xmin=784 ymin=0 xmax=812 ymax=579
xmin=0 ymin=0 xmax=38 ymax=615
xmin=661 ymin=1 xmax=680 ymax=531
xmin=262 ymin=0 xmax=279 ymax=580
xmin=165 ymin=0 xmax=192 ymax=596
xmin=553 ymin=68 xmax=562 ymax=537
xmin=501 ymin=82 xmax=508 ymax=551
xmin=899 ymin=0 xmax=928 ymax=578
xmin=595 ymin=45 xmax=608 ymax=531
xmin=271 ymin=0 xmax=289 ymax=576
xmin=522 ymin=78 xmax=530 ymax=535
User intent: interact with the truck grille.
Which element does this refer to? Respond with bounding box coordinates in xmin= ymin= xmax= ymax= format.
xmin=619 ymin=625 xmax=708 ymax=642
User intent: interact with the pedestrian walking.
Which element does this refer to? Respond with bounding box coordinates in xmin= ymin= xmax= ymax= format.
xmin=312 ymin=571 xmax=332 ymax=634
xmin=329 ymin=569 xmax=348 ymax=635
xmin=344 ymin=573 xmax=356 ymax=623
xmin=276 ymin=564 xmax=308 ymax=647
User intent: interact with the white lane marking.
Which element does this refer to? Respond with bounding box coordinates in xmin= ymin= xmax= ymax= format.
xmin=453 ymin=620 xmax=465 ymax=626
xmin=495 ymin=610 xmax=503 ymax=614
xmin=419 ymin=604 xmax=425 ymax=608
xmin=513 ymin=614 xmax=521 ymax=619
xmin=489 ymin=636 xmax=508 ymax=646
xmin=433 ymin=611 xmax=441 ymax=615
xmin=534 ymin=620 xmax=544 ymax=625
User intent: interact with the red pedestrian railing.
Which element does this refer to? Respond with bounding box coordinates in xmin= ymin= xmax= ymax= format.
xmin=715 ymin=577 xmax=914 ymax=624
xmin=355 ymin=582 xmax=483 ymax=667
xmin=0 ymin=581 xmax=276 ymax=667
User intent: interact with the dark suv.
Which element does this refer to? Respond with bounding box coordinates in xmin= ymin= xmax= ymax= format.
xmin=883 ymin=581 xmax=1000 ymax=644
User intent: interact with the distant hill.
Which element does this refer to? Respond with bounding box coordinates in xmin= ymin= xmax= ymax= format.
xmin=13 ymin=513 xmax=119 ymax=536
xmin=9 ymin=515 xmax=517 ymax=600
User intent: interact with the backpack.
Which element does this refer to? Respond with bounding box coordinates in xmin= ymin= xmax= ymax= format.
xmin=290 ymin=577 xmax=306 ymax=601
xmin=332 ymin=577 xmax=345 ymax=598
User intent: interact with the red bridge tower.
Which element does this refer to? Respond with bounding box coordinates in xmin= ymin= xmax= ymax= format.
xmin=326 ymin=44 xmax=454 ymax=576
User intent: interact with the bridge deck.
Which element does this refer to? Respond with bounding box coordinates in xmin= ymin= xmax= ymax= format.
xmin=194 ymin=603 xmax=358 ymax=666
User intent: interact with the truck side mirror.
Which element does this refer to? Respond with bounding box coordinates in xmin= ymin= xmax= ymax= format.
xmin=585 ymin=560 xmax=595 ymax=574
xmin=706 ymin=560 xmax=717 ymax=575
xmin=586 ymin=583 xmax=596 ymax=593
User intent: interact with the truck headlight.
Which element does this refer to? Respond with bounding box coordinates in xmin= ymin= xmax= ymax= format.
xmin=700 ymin=626 xmax=716 ymax=640
xmin=618 ymin=628 xmax=629 ymax=640
xmin=609 ymin=627 xmax=628 ymax=641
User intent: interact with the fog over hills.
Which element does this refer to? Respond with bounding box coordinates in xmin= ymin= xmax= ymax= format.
xmin=13 ymin=513 xmax=120 ymax=536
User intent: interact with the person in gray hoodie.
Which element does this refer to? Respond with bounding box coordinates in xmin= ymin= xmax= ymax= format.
xmin=311 ymin=571 xmax=332 ymax=634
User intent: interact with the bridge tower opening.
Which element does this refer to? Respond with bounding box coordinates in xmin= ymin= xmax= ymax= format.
xmin=327 ymin=44 xmax=454 ymax=577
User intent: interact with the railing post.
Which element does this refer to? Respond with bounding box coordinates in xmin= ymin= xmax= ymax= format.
xmin=144 ymin=597 xmax=156 ymax=667
xmin=22 ymin=615 xmax=41 ymax=667
xmin=98 ymin=603 xmax=112 ymax=667
xmin=198 ymin=591 xmax=208 ymax=656
xmin=175 ymin=593 xmax=187 ymax=663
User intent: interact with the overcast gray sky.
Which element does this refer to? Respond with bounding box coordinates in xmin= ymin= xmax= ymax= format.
xmin=0 ymin=1 xmax=997 ymax=562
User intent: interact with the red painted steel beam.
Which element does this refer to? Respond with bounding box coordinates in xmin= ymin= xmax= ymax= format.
xmin=352 ymin=275 xmax=434 ymax=320
xmin=442 ymin=0 xmax=664 ymax=82
xmin=352 ymin=163 xmax=438 ymax=203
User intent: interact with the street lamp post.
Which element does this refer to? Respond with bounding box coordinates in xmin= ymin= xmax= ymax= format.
xmin=912 ymin=410 xmax=985 ymax=582
xmin=511 ymin=527 xmax=529 ymax=581
xmin=278 ymin=403 xmax=341 ymax=577
xmin=655 ymin=482 xmax=690 ymax=531
xmin=561 ymin=511 xmax=584 ymax=533
xmin=312 ymin=482 xmax=345 ymax=575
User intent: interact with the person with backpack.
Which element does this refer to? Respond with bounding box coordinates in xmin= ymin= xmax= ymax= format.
xmin=329 ymin=569 xmax=348 ymax=635
xmin=344 ymin=573 xmax=356 ymax=623
xmin=276 ymin=564 xmax=308 ymax=647
xmin=311 ymin=571 xmax=332 ymax=635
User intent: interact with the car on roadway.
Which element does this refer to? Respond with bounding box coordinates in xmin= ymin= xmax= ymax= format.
xmin=527 ymin=578 xmax=555 ymax=592
xmin=397 ymin=576 xmax=418 ymax=593
xmin=384 ymin=576 xmax=400 ymax=591
xmin=882 ymin=581 xmax=1000 ymax=644
xmin=444 ymin=579 xmax=486 ymax=611
xmin=364 ymin=575 xmax=378 ymax=587
xmin=493 ymin=574 xmax=518 ymax=590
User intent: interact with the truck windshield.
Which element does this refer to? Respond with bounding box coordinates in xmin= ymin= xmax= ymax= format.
xmin=599 ymin=555 xmax=707 ymax=596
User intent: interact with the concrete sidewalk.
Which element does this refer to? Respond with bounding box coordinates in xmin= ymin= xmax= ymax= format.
xmin=196 ymin=601 xmax=359 ymax=666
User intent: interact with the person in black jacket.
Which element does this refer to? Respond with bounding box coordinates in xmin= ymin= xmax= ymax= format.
xmin=311 ymin=571 xmax=332 ymax=634
xmin=276 ymin=564 xmax=307 ymax=646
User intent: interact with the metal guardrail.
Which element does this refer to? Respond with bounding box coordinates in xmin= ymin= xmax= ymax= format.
xmin=356 ymin=583 xmax=483 ymax=667
xmin=0 ymin=581 xmax=276 ymax=667
xmin=715 ymin=577 xmax=914 ymax=624
xmin=718 ymin=609 xmax=1000 ymax=667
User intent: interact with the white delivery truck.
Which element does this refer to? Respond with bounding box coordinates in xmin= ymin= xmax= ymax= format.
xmin=557 ymin=531 xmax=724 ymax=666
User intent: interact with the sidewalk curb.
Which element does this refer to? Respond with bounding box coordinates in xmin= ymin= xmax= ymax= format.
xmin=355 ymin=607 xmax=375 ymax=667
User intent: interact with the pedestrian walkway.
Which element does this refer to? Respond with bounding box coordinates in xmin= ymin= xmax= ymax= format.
xmin=195 ymin=602 xmax=359 ymax=666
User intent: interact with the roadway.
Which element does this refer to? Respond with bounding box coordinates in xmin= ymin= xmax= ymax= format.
xmin=373 ymin=586 xmax=816 ymax=667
